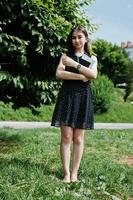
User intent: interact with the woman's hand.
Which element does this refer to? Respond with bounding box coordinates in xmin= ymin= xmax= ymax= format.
xmin=62 ymin=54 xmax=77 ymax=67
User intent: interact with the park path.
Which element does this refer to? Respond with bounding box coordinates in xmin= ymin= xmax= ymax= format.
xmin=0 ymin=121 xmax=133 ymax=129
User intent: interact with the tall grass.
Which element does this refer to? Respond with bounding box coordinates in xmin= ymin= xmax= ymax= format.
xmin=0 ymin=101 xmax=54 ymax=121
xmin=0 ymin=128 xmax=133 ymax=200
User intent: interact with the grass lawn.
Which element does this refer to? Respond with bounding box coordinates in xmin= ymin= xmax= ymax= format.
xmin=0 ymin=128 xmax=133 ymax=200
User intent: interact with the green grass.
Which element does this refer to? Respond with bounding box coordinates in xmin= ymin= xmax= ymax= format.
xmin=0 ymin=101 xmax=54 ymax=121
xmin=0 ymin=128 xmax=133 ymax=200
xmin=95 ymin=88 xmax=133 ymax=123
xmin=95 ymin=100 xmax=133 ymax=122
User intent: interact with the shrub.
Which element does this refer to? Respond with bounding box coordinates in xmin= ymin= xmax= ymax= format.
xmin=92 ymin=74 xmax=114 ymax=113
xmin=0 ymin=71 xmax=62 ymax=108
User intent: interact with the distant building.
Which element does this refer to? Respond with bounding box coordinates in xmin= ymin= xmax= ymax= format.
xmin=121 ymin=41 xmax=133 ymax=61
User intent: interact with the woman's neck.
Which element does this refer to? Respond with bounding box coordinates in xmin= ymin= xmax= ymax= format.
xmin=75 ymin=48 xmax=84 ymax=56
xmin=75 ymin=51 xmax=84 ymax=57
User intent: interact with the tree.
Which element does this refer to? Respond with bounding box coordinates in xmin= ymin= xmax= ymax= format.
xmin=0 ymin=0 xmax=96 ymax=107
xmin=93 ymin=39 xmax=132 ymax=86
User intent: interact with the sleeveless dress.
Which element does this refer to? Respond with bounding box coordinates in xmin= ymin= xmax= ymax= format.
xmin=51 ymin=52 xmax=95 ymax=129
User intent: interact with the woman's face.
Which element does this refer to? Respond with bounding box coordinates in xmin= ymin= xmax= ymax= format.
xmin=72 ymin=30 xmax=87 ymax=51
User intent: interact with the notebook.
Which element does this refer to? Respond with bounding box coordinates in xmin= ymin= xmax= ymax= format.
xmin=80 ymin=54 xmax=96 ymax=69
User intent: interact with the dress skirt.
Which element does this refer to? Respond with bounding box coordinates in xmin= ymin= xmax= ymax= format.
xmin=51 ymin=80 xmax=94 ymax=129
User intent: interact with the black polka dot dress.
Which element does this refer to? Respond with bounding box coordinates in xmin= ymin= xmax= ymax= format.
xmin=51 ymin=52 xmax=95 ymax=129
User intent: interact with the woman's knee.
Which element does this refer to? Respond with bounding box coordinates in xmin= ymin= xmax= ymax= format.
xmin=73 ymin=135 xmax=84 ymax=145
xmin=62 ymin=134 xmax=72 ymax=144
xmin=73 ymin=129 xmax=84 ymax=145
xmin=61 ymin=126 xmax=73 ymax=144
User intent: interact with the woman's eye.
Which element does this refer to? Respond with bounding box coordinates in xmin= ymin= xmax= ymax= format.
xmin=72 ymin=36 xmax=82 ymax=40
xmin=78 ymin=36 xmax=82 ymax=39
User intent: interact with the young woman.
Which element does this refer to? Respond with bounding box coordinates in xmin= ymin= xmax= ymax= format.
xmin=51 ymin=26 xmax=97 ymax=183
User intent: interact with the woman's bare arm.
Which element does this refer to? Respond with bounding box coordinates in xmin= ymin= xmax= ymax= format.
xmin=62 ymin=54 xmax=98 ymax=79
xmin=56 ymin=55 xmax=88 ymax=82
xmin=76 ymin=56 xmax=97 ymax=79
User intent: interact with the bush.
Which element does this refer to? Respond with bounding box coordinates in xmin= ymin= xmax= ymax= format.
xmin=0 ymin=71 xmax=62 ymax=108
xmin=92 ymin=74 xmax=114 ymax=113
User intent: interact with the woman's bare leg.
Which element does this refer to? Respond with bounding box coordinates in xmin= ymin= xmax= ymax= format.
xmin=60 ymin=126 xmax=73 ymax=183
xmin=71 ymin=129 xmax=84 ymax=182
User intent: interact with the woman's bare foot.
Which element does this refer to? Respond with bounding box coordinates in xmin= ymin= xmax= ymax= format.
xmin=63 ymin=174 xmax=70 ymax=183
xmin=70 ymin=174 xmax=78 ymax=183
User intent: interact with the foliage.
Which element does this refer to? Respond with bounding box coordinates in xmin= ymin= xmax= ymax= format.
xmin=35 ymin=79 xmax=62 ymax=104
xmin=0 ymin=71 xmax=61 ymax=108
xmin=0 ymin=128 xmax=133 ymax=200
xmin=92 ymin=74 xmax=114 ymax=113
xmin=0 ymin=33 xmax=28 ymax=71
xmin=93 ymin=39 xmax=132 ymax=87
xmin=0 ymin=0 xmax=96 ymax=107
xmin=124 ymin=62 xmax=133 ymax=101
xmin=0 ymin=0 xmax=96 ymax=74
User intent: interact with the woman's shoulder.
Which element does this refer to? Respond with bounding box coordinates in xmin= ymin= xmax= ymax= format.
xmin=82 ymin=52 xmax=97 ymax=62
xmin=91 ymin=55 xmax=97 ymax=62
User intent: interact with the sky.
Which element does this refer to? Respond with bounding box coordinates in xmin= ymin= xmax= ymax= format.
xmin=85 ymin=0 xmax=133 ymax=45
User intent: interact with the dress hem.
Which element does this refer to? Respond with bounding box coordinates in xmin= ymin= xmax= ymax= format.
xmin=51 ymin=123 xmax=94 ymax=130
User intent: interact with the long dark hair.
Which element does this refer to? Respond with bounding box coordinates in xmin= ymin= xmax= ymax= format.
xmin=67 ymin=26 xmax=94 ymax=56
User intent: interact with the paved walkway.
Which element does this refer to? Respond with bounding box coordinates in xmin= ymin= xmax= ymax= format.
xmin=0 ymin=121 xmax=133 ymax=129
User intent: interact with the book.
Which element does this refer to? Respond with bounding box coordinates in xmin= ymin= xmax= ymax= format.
xmin=80 ymin=54 xmax=96 ymax=69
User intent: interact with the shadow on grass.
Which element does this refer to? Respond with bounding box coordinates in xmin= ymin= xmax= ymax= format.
xmin=0 ymin=155 xmax=62 ymax=180
xmin=0 ymin=128 xmax=21 ymax=153
xmin=0 ymin=128 xmax=62 ymax=180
